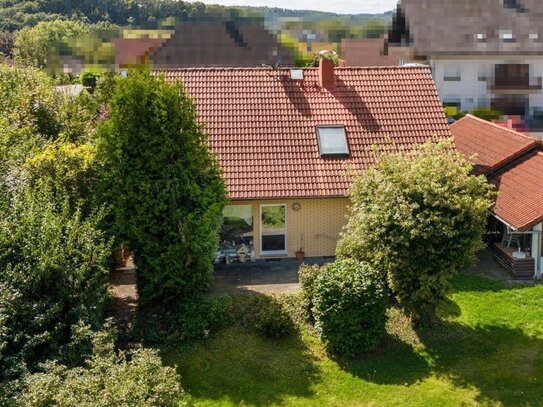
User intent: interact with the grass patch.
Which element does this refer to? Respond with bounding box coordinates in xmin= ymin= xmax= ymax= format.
xmin=163 ymin=273 xmax=543 ymax=406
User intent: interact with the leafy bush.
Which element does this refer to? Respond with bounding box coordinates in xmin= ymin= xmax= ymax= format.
xmin=0 ymin=65 xmax=100 ymax=184
xmin=298 ymin=263 xmax=321 ymax=322
xmin=97 ymin=70 xmax=225 ymax=307
xmin=14 ymin=20 xmax=90 ymax=69
xmin=0 ymin=183 xmax=110 ymax=381
xmin=137 ymin=296 xmax=233 ymax=344
xmin=274 ymin=293 xmax=310 ymax=327
xmin=16 ymin=329 xmax=186 ymax=407
xmin=0 ymin=64 xmax=59 ymax=141
xmin=0 ymin=31 xmax=14 ymax=58
xmin=24 ymin=142 xmax=98 ymax=213
xmin=470 ymin=107 xmax=502 ymax=121
xmin=443 ymin=107 xmax=466 ymax=121
xmin=312 ymin=259 xmax=388 ymax=357
xmin=253 ymin=296 xmax=294 ymax=339
xmin=80 ymin=71 xmax=98 ymax=88
xmin=337 ymin=141 xmax=495 ymax=322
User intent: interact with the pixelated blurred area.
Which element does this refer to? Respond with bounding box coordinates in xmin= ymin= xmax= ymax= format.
xmin=4 ymin=0 xmax=543 ymax=133
xmin=0 ymin=4 xmax=391 ymax=73
xmin=382 ymin=0 xmax=543 ymax=133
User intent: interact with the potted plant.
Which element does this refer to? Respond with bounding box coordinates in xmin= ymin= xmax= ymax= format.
xmin=295 ymin=234 xmax=305 ymax=260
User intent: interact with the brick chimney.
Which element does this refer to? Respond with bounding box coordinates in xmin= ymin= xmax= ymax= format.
xmin=319 ymin=58 xmax=335 ymax=88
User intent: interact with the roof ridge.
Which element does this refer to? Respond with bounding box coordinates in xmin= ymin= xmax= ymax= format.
xmin=461 ymin=114 xmax=537 ymax=143
xmin=156 ymin=66 xmax=431 ymax=72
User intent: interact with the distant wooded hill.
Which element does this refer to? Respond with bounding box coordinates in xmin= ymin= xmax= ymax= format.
xmin=0 ymin=0 xmax=392 ymax=32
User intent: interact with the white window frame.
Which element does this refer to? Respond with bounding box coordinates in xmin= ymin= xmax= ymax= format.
xmin=260 ymin=204 xmax=287 ymax=256
xmin=478 ymin=64 xmax=490 ymax=82
xmin=443 ymin=65 xmax=461 ymax=81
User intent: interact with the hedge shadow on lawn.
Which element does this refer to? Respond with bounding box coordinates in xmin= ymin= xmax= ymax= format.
xmin=416 ymin=319 xmax=543 ymax=407
xmin=449 ymin=272 xmax=507 ymax=294
xmin=437 ymin=296 xmax=462 ymax=318
xmin=170 ymin=325 xmax=320 ymax=406
xmin=331 ymin=332 xmax=431 ymax=386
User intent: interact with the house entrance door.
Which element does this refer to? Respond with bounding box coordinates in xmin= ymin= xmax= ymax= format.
xmin=260 ymin=204 xmax=287 ymax=256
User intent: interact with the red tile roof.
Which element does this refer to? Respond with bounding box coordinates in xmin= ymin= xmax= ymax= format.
xmin=113 ymin=38 xmax=165 ymax=67
xmin=340 ymin=38 xmax=399 ymax=67
xmin=451 ymin=114 xmax=543 ymax=230
xmin=162 ymin=66 xmax=450 ymax=200
xmin=490 ymin=150 xmax=543 ymax=231
xmin=451 ymin=114 xmax=537 ymax=175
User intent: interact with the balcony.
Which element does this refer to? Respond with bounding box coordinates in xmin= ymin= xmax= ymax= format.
xmin=489 ymin=76 xmax=542 ymax=93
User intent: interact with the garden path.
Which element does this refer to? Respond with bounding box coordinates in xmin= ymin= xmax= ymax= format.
xmin=108 ymin=259 xmax=138 ymax=337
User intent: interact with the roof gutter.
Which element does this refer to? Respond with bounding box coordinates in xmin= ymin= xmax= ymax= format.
xmin=491 ymin=212 xmax=519 ymax=232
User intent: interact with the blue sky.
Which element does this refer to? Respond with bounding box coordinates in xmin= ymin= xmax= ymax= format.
xmin=192 ymin=0 xmax=398 ymax=14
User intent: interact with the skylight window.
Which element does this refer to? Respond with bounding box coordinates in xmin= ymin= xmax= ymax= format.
xmin=476 ymin=33 xmax=486 ymax=43
xmin=290 ymin=69 xmax=303 ymax=80
xmin=316 ymin=126 xmax=349 ymax=156
xmin=530 ymin=33 xmax=540 ymax=42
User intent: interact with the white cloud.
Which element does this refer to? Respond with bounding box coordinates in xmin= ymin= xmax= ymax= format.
xmin=190 ymin=0 xmax=398 ymax=14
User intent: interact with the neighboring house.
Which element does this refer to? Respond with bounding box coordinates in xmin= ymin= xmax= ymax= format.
xmin=112 ymin=38 xmax=166 ymax=70
xmin=340 ymin=37 xmax=404 ymax=67
xmin=59 ymin=55 xmax=84 ymax=75
xmin=452 ymin=114 xmax=543 ymax=279
xmin=387 ymin=0 xmax=543 ymax=118
xmin=151 ymin=21 xmax=295 ymax=68
xmin=162 ymin=60 xmax=450 ymax=261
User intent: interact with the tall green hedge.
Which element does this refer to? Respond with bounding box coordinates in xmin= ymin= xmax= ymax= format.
xmin=97 ymin=70 xmax=226 ymax=306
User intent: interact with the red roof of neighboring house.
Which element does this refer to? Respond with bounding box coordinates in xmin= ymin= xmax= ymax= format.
xmin=340 ymin=38 xmax=399 ymax=67
xmin=451 ymin=114 xmax=537 ymax=175
xmin=451 ymin=114 xmax=543 ymax=230
xmin=113 ymin=38 xmax=165 ymax=67
xmin=163 ymin=65 xmax=450 ymax=200
xmin=490 ymin=151 xmax=543 ymax=231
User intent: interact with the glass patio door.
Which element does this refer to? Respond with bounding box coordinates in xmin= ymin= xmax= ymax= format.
xmin=260 ymin=204 xmax=287 ymax=256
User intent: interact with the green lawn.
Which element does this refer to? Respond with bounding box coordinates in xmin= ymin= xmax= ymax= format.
xmin=163 ymin=274 xmax=543 ymax=406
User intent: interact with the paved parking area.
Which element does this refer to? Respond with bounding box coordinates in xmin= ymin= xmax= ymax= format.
xmin=108 ymin=249 xmax=539 ymax=310
xmin=212 ymin=257 xmax=332 ymax=295
xmin=212 ymin=248 xmax=541 ymax=295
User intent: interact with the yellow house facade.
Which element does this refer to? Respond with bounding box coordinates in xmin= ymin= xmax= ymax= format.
xmin=223 ymin=198 xmax=350 ymax=259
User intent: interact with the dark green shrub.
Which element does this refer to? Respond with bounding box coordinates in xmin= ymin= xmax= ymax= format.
xmin=299 ymin=263 xmax=321 ymax=322
xmin=16 ymin=329 xmax=186 ymax=407
xmin=80 ymin=71 xmax=97 ymax=88
xmin=137 ymin=296 xmax=233 ymax=344
xmin=312 ymin=259 xmax=388 ymax=357
xmin=96 ymin=70 xmax=225 ymax=307
xmin=275 ymin=293 xmax=309 ymax=326
xmin=0 ymin=183 xmax=110 ymax=381
xmin=471 ymin=107 xmax=501 ymax=121
xmin=254 ymin=296 xmax=294 ymax=339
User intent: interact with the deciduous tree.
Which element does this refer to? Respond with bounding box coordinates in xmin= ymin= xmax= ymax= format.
xmin=337 ymin=141 xmax=495 ymax=322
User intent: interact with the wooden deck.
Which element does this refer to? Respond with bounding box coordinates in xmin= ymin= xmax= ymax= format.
xmin=493 ymin=243 xmax=535 ymax=280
